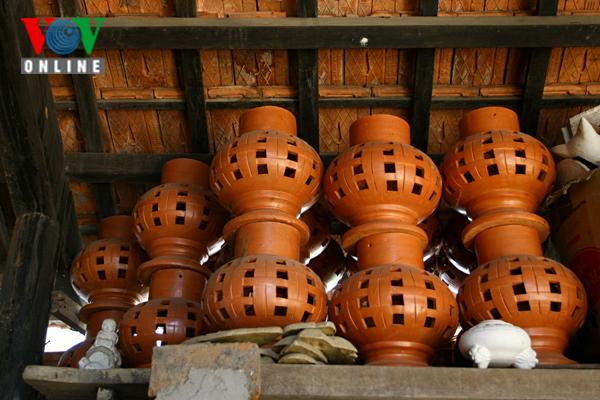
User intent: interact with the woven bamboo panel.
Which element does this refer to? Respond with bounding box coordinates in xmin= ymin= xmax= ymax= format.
xmin=318 ymin=2 xmax=415 ymax=99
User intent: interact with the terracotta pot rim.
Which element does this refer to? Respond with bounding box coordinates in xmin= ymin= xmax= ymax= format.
xmin=349 ymin=114 xmax=411 ymax=146
xmin=79 ymin=301 xmax=132 ymax=323
xmin=342 ymin=222 xmax=428 ymax=255
xmin=138 ymin=256 xmax=211 ymax=284
xmin=239 ymin=106 xmax=297 ymax=136
xmin=462 ymin=210 xmax=549 ymax=249
xmin=161 ymin=158 xmax=210 ymax=186
xmin=223 ymin=210 xmax=311 ymax=246
xmin=460 ymin=107 xmax=520 ymax=138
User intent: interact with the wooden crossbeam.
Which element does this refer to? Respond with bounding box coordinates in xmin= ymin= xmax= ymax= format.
xmin=410 ymin=0 xmax=438 ymax=152
xmin=85 ymin=16 xmax=600 ymax=50
xmin=295 ymin=0 xmax=319 ymax=150
xmin=174 ymin=0 xmax=210 ymax=153
xmin=520 ymin=0 xmax=560 ymax=140
xmin=58 ymin=0 xmax=117 ymax=219
xmin=54 ymin=95 xmax=600 ymax=112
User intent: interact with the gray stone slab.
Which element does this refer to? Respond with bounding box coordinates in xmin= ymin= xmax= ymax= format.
xmin=184 ymin=327 xmax=282 ymax=346
xmin=282 ymin=321 xmax=336 ymax=337
xmin=149 ymin=343 xmax=261 ymax=400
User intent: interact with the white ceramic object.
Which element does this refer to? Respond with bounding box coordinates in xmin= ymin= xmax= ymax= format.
xmin=79 ymin=319 xmax=122 ymax=370
xmin=459 ymin=320 xmax=537 ymax=369
xmin=552 ymin=117 xmax=600 ymax=166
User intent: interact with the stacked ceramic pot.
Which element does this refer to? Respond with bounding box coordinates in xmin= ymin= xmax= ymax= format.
xmin=203 ymin=106 xmax=327 ymax=329
xmin=442 ymin=107 xmax=588 ymax=365
xmin=119 ymin=159 xmax=227 ymax=367
xmin=325 ymin=114 xmax=458 ymax=366
xmin=59 ymin=216 xmax=145 ymax=367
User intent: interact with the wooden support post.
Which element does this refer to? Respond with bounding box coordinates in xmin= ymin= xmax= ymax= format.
xmin=410 ymin=0 xmax=438 ymax=152
xmin=0 ymin=203 xmax=9 ymax=264
xmin=0 ymin=213 xmax=59 ymax=399
xmin=58 ymin=0 xmax=117 ymax=218
xmin=520 ymin=0 xmax=559 ymax=139
xmin=296 ymin=1 xmax=319 ymax=150
xmin=175 ymin=0 xmax=210 ymax=153
xmin=0 ymin=0 xmax=83 ymax=349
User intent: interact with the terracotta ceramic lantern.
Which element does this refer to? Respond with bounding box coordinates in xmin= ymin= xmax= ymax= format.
xmin=325 ymin=114 xmax=458 ymax=366
xmin=119 ymin=158 xmax=227 ymax=367
xmin=442 ymin=107 xmax=587 ymax=365
xmin=59 ymin=216 xmax=145 ymax=367
xmin=203 ymin=106 xmax=328 ymax=330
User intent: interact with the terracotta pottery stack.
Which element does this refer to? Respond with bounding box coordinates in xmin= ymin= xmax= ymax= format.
xmin=119 ymin=159 xmax=227 ymax=367
xmin=203 ymin=106 xmax=327 ymax=329
xmin=442 ymin=107 xmax=588 ymax=365
xmin=59 ymin=216 xmax=145 ymax=367
xmin=325 ymin=114 xmax=458 ymax=366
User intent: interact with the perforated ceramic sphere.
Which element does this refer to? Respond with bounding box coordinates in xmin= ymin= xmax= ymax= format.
xmin=71 ymin=238 xmax=145 ymax=303
xmin=57 ymin=338 xmax=94 ymax=368
xmin=133 ymin=182 xmax=227 ymax=258
xmin=324 ymin=142 xmax=442 ymax=225
xmin=442 ymin=131 xmax=556 ymax=212
xmin=119 ymin=298 xmax=205 ymax=367
xmin=210 ymin=132 xmax=323 ymax=215
xmin=457 ymin=256 xmax=587 ymax=333
xmin=330 ymin=264 xmax=458 ymax=348
xmin=203 ymin=255 xmax=327 ymax=330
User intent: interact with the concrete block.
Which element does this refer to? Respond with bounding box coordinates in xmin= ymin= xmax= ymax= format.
xmin=149 ymin=343 xmax=261 ymax=400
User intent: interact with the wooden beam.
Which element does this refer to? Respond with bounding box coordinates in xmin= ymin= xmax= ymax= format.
xmin=520 ymin=0 xmax=560 ymax=139
xmin=50 ymin=291 xmax=85 ymax=334
xmin=85 ymin=16 xmax=600 ymax=50
xmin=0 ymin=203 xmax=9 ymax=263
xmin=410 ymin=0 xmax=438 ymax=152
xmin=59 ymin=0 xmax=117 ymax=219
xmin=54 ymin=95 xmax=600 ymax=112
xmin=295 ymin=0 xmax=319 ymax=150
xmin=64 ymin=152 xmax=445 ymax=183
xmin=175 ymin=0 xmax=210 ymax=153
xmin=0 ymin=213 xmax=59 ymax=399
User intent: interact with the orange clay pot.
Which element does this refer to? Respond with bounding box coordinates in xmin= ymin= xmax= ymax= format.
xmin=307 ymin=239 xmax=347 ymax=288
xmin=119 ymin=298 xmax=204 ymax=368
xmin=325 ymin=114 xmax=458 ymax=366
xmin=442 ymin=107 xmax=587 ymax=365
xmin=61 ymin=216 xmax=146 ymax=367
xmin=133 ymin=158 xmax=226 ymax=261
xmin=120 ymin=159 xmax=225 ymax=368
xmin=203 ymin=106 xmax=327 ymax=330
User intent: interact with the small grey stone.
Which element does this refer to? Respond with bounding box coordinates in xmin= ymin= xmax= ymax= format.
xmin=296 ymin=329 xmax=357 ymax=364
xmin=271 ymin=335 xmax=297 ymax=353
xmin=184 ymin=327 xmax=283 ymax=346
xmin=281 ymin=340 xmax=328 ymax=363
xmin=260 ymin=348 xmax=280 ymax=361
xmin=283 ymin=321 xmax=337 ymax=337
xmin=278 ymin=353 xmax=320 ymax=364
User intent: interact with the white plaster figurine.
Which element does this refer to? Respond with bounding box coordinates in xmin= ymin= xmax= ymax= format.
xmin=552 ymin=117 xmax=600 ymax=166
xmin=458 ymin=320 xmax=538 ymax=369
xmin=79 ymin=318 xmax=122 ymax=370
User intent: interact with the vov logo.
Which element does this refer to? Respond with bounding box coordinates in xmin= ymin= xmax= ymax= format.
xmin=21 ymin=17 xmax=105 ymax=75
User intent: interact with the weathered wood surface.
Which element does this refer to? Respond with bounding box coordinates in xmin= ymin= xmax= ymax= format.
xmin=23 ymin=366 xmax=150 ymax=400
xmin=410 ymin=0 xmax=438 ymax=152
xmin=84 ymin=16 xmax=600 ymax=49
xmin=24 ymin=363 xmax=600 ymax=400
xmin=0 ymin=214 xmax=59 ymax=399
xmin=295 ymin=0 xmax=319 ymax=150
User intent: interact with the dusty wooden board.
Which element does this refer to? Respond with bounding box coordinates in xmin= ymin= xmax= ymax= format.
xmin=24 ymin=364 xmax=600 ymax=400
xmin=23 ymin=366 xmax=150 ymax=400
